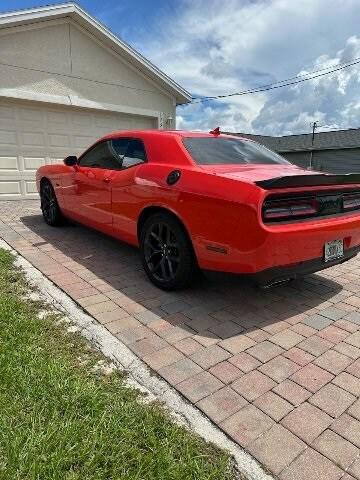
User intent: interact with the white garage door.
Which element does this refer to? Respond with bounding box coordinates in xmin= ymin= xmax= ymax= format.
xmin=0 ymin=100 xmax=157 ymax=199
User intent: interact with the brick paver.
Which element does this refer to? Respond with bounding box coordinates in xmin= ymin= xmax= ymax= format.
xmin=279 ymin=448 xmax=344 ymax=480
xmin=190 ymin=344 xmax=231 ymax=369
xmin=247 ymin=424 xmax=306 ymax=475
xmin=303 ymin=314 xmax=334 ymax=330
xmin=196 ymin=386 xmax=247 ymax=423
xmin=2 ymin=200 xmax=360 ymax=480
xmin=177 ymin=371 xmax=224 ymax=402
xmin=331 ymin=414 xmax=360 ymax=447
xmin=298 ymin=335 xmax=333 ymax=356
xmin=346 ymin=358 xmax=360 ymax=378
xmin=246 ymin=340 xmax=284 ymax=362
xmin=221 ymin=404 xmax=274 ymax=446
xmin=258 ymin=355 xmax=300 ymax=382
xmin=333 ymin=372 xmax=360 ymax=396
xmin=232 ymin=370 xmax=276 ymax=401
xmin=341 ymin=474 xmax=357 ymax=480
xmin=312 ymin=430 xmax=359 ymax=471
xmin=157 ymin=357 xmax=201 ymax=385
xmin=283 ymin=346 xmax=315 ymax=365
xmin=253 ymin=391 xmax=294 ymax=421
xmin=346 ymin=331 xmax=360 ymax=348
xmin=270 ymin=329 xmax=304 ymax=349
xmin=290 ymin=363 xmax=334 ymax=393
xmin=105 ymin=315 xmax=142 ymax=334
xmin=174 ymin=337 xmax=203 ymax=355
xmin=335 ymin=341 xmax=360 ymax=359
xmin=318 ymin=324 xmax=350 ymax=343
xmin=348 ymin=458 xmax=360 ymax=479
xmin=229 ymin=351 xmax=261 ymax=372
xmin=142 ymin=345 xmax=184 ymax=370
xmin=208 ymin=360 xmax=244 ymax=384
xmin=314 ymin=349 xmax=353 ymax=374
xmin=218 ymin=334 xmax=256 ymax=354
xmin=128 ymin=335 xmax=168 ymax=357
xmin=281 ymin=402 xmax=332 ymax=443
xmin=309 ymin=383 xmax=356 ymax=418
xmin=348 ymin=399 xmax=360 ymax=420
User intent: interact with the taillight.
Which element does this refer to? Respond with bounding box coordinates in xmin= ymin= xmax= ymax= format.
xmin=343 ymin=193 xmax=360 ymax=211
xmin=263 ymin=198 xmax=318 ymax=222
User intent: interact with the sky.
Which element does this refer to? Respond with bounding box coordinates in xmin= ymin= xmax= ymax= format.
xmin=2 ymin=0 xmax=360 ymax=135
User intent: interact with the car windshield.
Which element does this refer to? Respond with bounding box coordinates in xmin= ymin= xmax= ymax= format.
xmin=183 ymin=137 xmax=291 ymax=165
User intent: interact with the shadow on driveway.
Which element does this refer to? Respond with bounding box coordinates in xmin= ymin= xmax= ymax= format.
xmin=20 ymin=212 xmax=344 ymax=340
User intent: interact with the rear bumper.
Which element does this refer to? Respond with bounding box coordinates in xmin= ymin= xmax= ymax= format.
xmin=253 ymin=245 xmax=360 ymax=287
xmin=196 ymin=208 xmax=360 ymax=275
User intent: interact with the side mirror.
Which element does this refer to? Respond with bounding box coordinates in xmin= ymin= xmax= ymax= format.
xmin=64 ymin=155 xmax=77 ymax=166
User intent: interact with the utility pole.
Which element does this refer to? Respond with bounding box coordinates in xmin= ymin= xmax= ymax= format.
xmin=309 ymin=121 xmax=319 ymax=170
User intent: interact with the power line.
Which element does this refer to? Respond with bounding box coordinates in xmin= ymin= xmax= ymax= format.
xmin=2 ymin=48 xmax=359 ymax=108
xmin=193 ymin=57 xmax=360 ymax=102
xmin=192 ymin=57 xmax=360 ymax=103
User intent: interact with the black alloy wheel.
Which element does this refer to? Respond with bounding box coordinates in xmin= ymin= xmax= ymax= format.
xmin=140 ymin=212 xmax=197 ymax=290
xmin=40 ymin=181 xmax=63 ymax=226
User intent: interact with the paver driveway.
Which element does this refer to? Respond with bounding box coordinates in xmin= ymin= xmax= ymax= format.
xmin=1 ymin=200 xmax=360 ymax=480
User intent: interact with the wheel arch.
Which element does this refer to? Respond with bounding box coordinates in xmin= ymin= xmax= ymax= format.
xmin=39 ymin=175 xmax=65 ymax=210
xmin=38 ymin=176 xmax=52 ymax=196
xmin=137 ymin=206 xmax=197 ymax=260
xmin=39 ymin=176 xmax=51 ymax=189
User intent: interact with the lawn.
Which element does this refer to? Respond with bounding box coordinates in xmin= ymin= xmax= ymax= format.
xmin=0 ymin=249 xmax=236 ymax=480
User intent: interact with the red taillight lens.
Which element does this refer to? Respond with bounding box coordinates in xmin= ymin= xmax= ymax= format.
xmin=343 ymin=193 xmax=360 ymax=211
xmin=263 ymin=199 xmax=318 ymax=221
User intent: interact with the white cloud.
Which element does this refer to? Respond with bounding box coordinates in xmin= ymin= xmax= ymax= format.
xmin=139 ymin=0 xmax=360 ymax=135
xmin=253 ymin=36 xmax=360 ymax=134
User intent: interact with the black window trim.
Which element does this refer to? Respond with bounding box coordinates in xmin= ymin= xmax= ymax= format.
xmin=77 ymin=139 xmax=110 ymax=169
xmin=77 ymin=137 xmax=148 ymax=171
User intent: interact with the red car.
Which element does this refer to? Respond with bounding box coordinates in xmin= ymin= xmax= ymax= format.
xmin=36 ymin=129 xmax=360 ymax=290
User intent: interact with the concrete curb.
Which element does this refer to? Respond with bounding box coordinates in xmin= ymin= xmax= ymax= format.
xmin=0 ymin=238 xmax=274 ymax=480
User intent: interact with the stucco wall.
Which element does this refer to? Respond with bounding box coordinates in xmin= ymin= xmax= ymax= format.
xmin=0 ymin=19 xmax=176 ymax=127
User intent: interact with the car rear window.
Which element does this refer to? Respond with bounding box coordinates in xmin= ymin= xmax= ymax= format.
xmin=183 ymin=137 xmax=290 ymax=165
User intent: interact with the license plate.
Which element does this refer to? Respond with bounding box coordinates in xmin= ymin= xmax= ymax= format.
xmin=324 ymin=239 xmax=344 ymax=262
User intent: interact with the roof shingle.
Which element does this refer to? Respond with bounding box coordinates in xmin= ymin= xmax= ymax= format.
xmin=228 ymin=128 xmax=360 ymax=152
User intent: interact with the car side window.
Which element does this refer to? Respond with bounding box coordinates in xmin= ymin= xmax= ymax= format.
xmin=111 ymin=138 xmax=147 ymax=169
xmin=79 ymin=141 xmax=123 ymax=170
xmin=111 ymin=138 xmax=129 ymax=161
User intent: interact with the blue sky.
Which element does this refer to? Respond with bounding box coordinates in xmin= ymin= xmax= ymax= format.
xmin=0 ymin=0 xmax=171 ymax=46
xmin=2 ymin=0 xmax=360 ymax=135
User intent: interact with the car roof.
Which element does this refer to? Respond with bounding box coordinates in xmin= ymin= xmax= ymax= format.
xmin=100 ymin=130 xmax=245 ymax=141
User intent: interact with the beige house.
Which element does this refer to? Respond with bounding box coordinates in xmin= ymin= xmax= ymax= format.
xmin=0 ymin=3 xmax=191 ymax=199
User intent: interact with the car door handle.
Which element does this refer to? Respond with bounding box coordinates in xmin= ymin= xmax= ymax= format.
xmin=103 ymin=177 xmax=111 ymax=183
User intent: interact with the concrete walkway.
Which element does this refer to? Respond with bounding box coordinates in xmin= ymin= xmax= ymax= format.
xmin=1 ymin=200 xmax=359 ymax=480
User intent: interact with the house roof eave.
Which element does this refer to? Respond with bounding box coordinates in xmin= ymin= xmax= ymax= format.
xmin=0 ymin=2 xmax=192 ymax=105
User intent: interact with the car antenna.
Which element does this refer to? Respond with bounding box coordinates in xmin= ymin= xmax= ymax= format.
xmin=209 ymin=126 xmax=221 ymax=135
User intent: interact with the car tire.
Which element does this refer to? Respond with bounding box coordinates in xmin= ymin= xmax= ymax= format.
xmin=40 ymin=180 xmax=63 ymax=226
xmin=140 ymin=212 xmax=197 ymax=290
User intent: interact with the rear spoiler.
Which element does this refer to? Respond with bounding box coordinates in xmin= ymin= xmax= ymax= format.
xmin=255 ymin=173 xmax=360 ymax=190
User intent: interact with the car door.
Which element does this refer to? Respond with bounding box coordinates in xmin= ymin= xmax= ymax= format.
xmin=64 ymin=140 xmax=121 ymax=230
xmin=110 ymin=137 xmax=148 ymax=244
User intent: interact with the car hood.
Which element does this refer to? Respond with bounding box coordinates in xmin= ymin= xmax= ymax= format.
xmin=200 ymin=164 xmax=317 ymax=183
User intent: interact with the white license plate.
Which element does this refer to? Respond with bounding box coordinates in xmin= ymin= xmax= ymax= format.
xmin=324 ymin=239 xmax=344 ymax=262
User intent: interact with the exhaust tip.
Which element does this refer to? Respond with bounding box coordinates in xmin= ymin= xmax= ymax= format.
xmin=261 ymin=277 xmax=292 ymax=289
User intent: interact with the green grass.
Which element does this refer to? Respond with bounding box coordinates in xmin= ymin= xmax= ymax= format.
xmin=0 ymin=249 xmax=236 ymax=480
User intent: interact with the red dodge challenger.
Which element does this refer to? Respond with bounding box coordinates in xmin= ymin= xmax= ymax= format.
xmin=36 ymin=129 xmax=360 ymax=290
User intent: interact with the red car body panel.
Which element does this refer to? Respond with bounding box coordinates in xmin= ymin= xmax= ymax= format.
xmin=36 ymin=130 xmax=360 ymax=280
